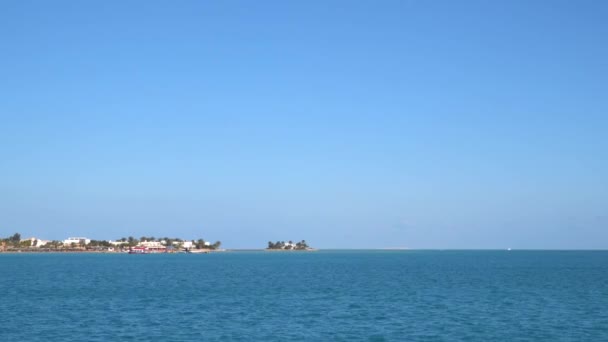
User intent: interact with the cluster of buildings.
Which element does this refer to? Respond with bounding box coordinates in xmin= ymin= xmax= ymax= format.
xmin=17 ymin=236 xmax=212 ymax=251
xmin=133 ymin=240 xmax=212 ymax=253
xmin=17 ymin=237 xmax=92 ymax=247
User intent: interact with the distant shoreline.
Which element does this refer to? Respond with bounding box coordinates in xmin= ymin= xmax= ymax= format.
xmin=0 ymin=249 xmax=225 ymax=254
xmin=3 ymin=249 xmax=608 ymax=254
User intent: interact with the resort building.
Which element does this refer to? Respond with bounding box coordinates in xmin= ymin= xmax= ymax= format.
xmin=137 ymin=240 xmax=166 ymax=252
xmin=20 ymin=237 xmax=50 ymax=247
xmin=63 ymin=237 xmax=91 ymax=245
xmin=34 ymin=239 xmax=51 ymax=247
xmin=138 ymin=240 xmax=164 ymax=248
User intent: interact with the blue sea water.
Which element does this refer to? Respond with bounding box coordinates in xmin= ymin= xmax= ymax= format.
xmin=1 ymin=250 xmax=607 ymax=341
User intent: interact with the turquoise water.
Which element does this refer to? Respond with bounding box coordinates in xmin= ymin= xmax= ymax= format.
xmin=2 ymin=250 xmax=607 ymax=341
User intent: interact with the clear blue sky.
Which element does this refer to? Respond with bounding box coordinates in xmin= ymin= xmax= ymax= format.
xmin=1 ymin=0 xmax=607 ymax=248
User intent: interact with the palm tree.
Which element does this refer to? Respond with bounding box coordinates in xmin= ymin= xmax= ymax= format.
xmin=9 ymin=233 xmax=21 ymax=246
xmin=197 ymin=239 xmax=205 ymax=249
xmin=128 ymin=236 xmax=137 ymax=246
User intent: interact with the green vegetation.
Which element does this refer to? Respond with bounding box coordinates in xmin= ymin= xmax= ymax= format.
xmin=0 ymin=233 xmax=21 ymax=246
xmin=267 ymin=240 xmax=310 ymax=250
xmin=127 ymin=236 xmax=137 ymax=247
xmin=88 ymin=240 xmax=111 ymax=247
xmin=1 ymin=233 xmax=25 ymax=249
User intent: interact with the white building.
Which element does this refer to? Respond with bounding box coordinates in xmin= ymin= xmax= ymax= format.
xmin=109 ymin=240 xmax=128 ymax=246
xmin=20 ymin=237 xmax=50 ymax=247
xmin=138 ymin=240 xmax=164 ymax=248
xmin=182 ymin=241 xmax=194 ymax=249
xmin=34 ymin=239 xmax=51 ymax=247
xmin=63 ymin=237 xmax=91 ymax=245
